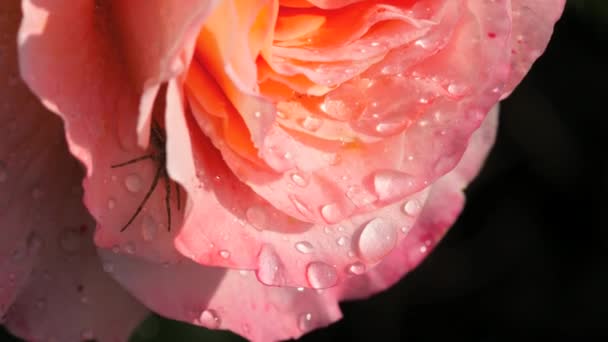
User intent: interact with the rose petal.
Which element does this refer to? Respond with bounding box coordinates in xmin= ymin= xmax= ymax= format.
xmin=100 ymin=106 xmax=499 ymax=341
xmin=501 ymin=0 xmax=566 ymax=98
xmin=2 ymin=3 xmax=148 ymax=339
xmin=18 ymin=0 xmax=216 ymax=263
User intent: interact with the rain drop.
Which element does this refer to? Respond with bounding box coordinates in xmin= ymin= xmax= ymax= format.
xmin=295 ymin=241 xmax=314 ymax=254
xmin=290 ymin=172 xmax=309 ymax=187
xmin=124 ymin=174 xmax=143 ymax=193
xmin=336 ymin=236 xmax=347 ymax=247
xmin=320 ymin=203 xmax=343 ymax=224
xmin=298 ymin=312 xmax=314 ymax=332
xmin=301 ymin=116 xmax=323 ymax=132
xmin=403 ymin=199 xmax=421 ymax=216
xmin=357 ymin=218 xmax=397 ymax=263
xmin=347 ymin=262 xmax=366 ymax=275
xmin=256 ymin=245 xmax=285 ymax=286
xmin=289 ymin=195 xmax=314 ymax=218
xmin=218 ymin=250 xmax=231 ymax=259
xmin=372 ymin=170 xmax=415 ymax=201
xmin=306 ymin=261 xmax=338 ymax=289
xmin=198 ymin=309 xmax=221 ymax=328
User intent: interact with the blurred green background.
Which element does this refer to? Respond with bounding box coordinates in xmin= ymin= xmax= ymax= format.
xmin=2 ymin=0 xmax=607 ymax=341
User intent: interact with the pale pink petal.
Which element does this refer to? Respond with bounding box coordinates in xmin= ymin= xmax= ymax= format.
xmin=2 ymin=3 xmax=148 ymax=339
xmin=18 ymin=0 xmax=215 ymax=263
xmin=100 ymin=106 xmax=499 ymax=341
xmin=501 ymin=0 xmax=566 ymax=98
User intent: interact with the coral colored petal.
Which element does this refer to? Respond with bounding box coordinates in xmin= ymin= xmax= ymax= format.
xmin=501 ymin=0 xmax=566 ymax=98
xmin=2 ymin=4 xmax=148 ymax=339
xmin=336 ymin=105 xmax=499 ymax=300
xmin=101 ymin=106 xmax=498 ymax=341
xmin=17 ymin=0 xmax=215 ymax=263
xmin=99 ymin=252 xmax=343 ymax=342
xmin=192 ymin=0 xmax=511 ymax=225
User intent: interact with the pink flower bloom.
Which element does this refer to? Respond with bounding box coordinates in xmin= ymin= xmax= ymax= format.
xmin=2 ymin=0 xmax=564 ymax=341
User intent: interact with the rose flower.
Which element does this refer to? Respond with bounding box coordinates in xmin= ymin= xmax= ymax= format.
xmin=1 ymin=0 xmax=564 ymax=341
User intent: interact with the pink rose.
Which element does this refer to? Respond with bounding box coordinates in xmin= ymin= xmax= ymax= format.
xmin=1 ymin=0 xmax=564 ymax=341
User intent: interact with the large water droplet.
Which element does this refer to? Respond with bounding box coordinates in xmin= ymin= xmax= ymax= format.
xmin=141 ymin=214 xmax=158 ymax=241
xmin=320 ymin=203 xmax=343 ymax=224
xmin=403 ymin=199 xmax=421 ymax=216
xmin=198 ymin=309 xmax=221 ymax=328
xmin=59 ymin=228 xmax=81 ymax=253
xmin=295 ymin=241 xmax=314 ymax=254
xmin=256 ymin=245 xmax=285 ymax=286
xmin=125 ymin=174 xmax=143 ymax=193
xmin=306 ymin=261 xmax=338 ymax=289
xmin=298 ymin=312 xmax=314 ymax=332
xmin=357 ymin=218 xmax=397 ymax=263
xmin=373 ymin=170 xmax=415 ymax=201
xmin=246 ymin=205 xmax=267 ymax=231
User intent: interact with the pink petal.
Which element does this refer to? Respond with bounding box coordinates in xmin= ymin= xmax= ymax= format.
xmin=501 ymin=0 xmax=566 ymax=98
xmin=2 ymin=3 xmax=148 ymax=339
xmin=17 ymin=0 xmax=216 ymax=263
xmin=190 ymin=0 xmax=512 ymax=226
xmin=100 ymin=106 xmax=499 ymax=341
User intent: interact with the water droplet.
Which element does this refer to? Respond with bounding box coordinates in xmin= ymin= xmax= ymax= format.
xmin=122 ymin=241 xmax=136 ymax=254
xmin=107 ymin=198 xmax=116 ymax=209
xmin=124 ymin=174 xmax=143 ymax=193
xmin=373 ymin=170 xmax=415 ymax=201
xmin=141 ymin=214 xmax=158 ymax=241
xmin=290 ymin=172 xmax=309 ymax=187
xmin=447 ymin=83 xmax=468 ymax=96
xmin=320 ymin=203 xmax=343 ymax=224
xmin=246 ymin=205 xmax=267 ymax=231
xmin=357 ymin=218 xmax=397 ymax=263
xmin=296 ymin=287 xmax=305 ymax=292
xmin=347 ymin=262 xmax=366 ymax=275
xmin=301 ymin=116 xmax=323 ymax=132
xmin=400 ymin=225 xmax=412 ymax=234
xmin=295 ymin=241 xmax=314 ymax=254
xmin=375 ymin=121 xmax=406 ymax=135
xmin=336 ymin=236 xmax=347 ymax=246
xmin=0 ymin=161 xmax=7 ymax=182
xmin=256 ymin=245 xmax=285 ymax=286
xmin=289 ymin=195 xmax=314 ymax=218
xmin=218 ymin=250 xmax=231 ymax=259
xmin=298 ymin=312 xmax=314 ymax=332
xmin=306 ymin=261 xmax=338 ymax=289
xmin=403 ymin=199 xmax=421 ymax=216
xmin=346 ymin=186 xmax=377 ymax=207
xmin=198 ymin=309 xmax=221 ymax=328
xmin=59 ymin=229 xmax=81 ymax=253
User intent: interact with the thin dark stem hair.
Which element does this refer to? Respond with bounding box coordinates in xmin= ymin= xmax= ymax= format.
xmin=110 ymin=120 xmax=181 ymax=232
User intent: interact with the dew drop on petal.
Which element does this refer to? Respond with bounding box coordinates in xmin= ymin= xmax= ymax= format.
xmin=290 ymin=172 xmax=309 ymax=187
xmin=124 ymin=174 xmax=143 ymax=193
xmin=403 ymin=199 xmax=421 ymax=216
xmin=295 ymin=241 xmax=314 ymax=254
xmin=256 ymin=245 xmax=285 ymax=286
xmin=357 ymin=218 xmax=397 ymax=263
xmin=301 ymin=116 xmax=323 ymax=132
xmin=320 ymin=202 xmax=343 ymax=224
xmin=107 ymin=198 xmax=116 ymax=210
xmin=246 ymin=205 xmax=267 ymax=231
xmin=218 ymin=250 xmax=231 ymax=259
xmin=336 ymin=236 xmax=347 ymax=247
xmin=141 ymin=214 xmax=158 ymax=242
xmin=373 ymin=170 xmax=415 ymax=201
xmin=289 ymin=195 xmax=314 ymax=218
xmin=347 ymin=262 xmax=366 ymax=275
xmin=306 ymin=261 xmax=338 ymax=289
xmin=298 ymin=313 xmax=314 ymax=332
xmin=198 ymin=309 xmax=221 ymax=328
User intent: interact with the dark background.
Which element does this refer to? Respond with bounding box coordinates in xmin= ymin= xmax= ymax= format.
xmin=2 ymin=1 xmax=607 ymax=341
